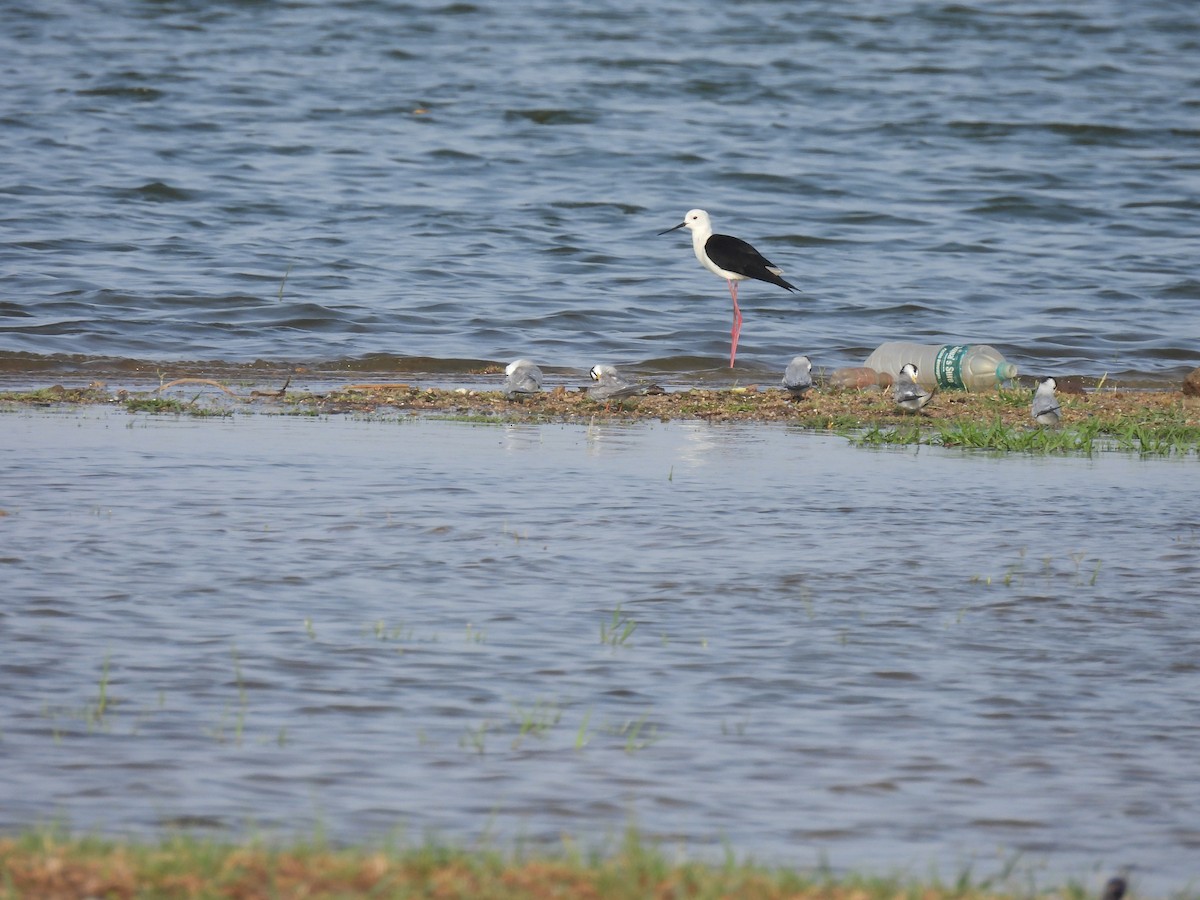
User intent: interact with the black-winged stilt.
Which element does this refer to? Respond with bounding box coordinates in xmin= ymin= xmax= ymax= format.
xmin=659 ymin=209 xmax=797 ymax=368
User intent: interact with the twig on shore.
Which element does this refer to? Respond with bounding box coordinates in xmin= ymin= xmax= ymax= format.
xmin=250 ymin=376 xmax=291 ymax=398
xmin=342 ymin=382 xmax=415 ymax=391
xmin=154 ymin=378 xmax=242 ymax=398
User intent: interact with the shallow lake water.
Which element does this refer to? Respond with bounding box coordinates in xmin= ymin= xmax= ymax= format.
xmin=1 ymin=410 xmax=1198 ymax=893
xmin=2 ymin=1 xmax=1198 ymax=385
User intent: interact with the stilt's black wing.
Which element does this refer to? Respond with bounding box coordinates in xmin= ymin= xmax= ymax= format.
xmin=706 ymin=233 xmax=797 ymax=291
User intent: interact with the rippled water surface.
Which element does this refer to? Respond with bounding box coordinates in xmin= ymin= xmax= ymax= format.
xmin=2 ymin=411 xmax=1199 ymax=892
xmin=1 ymin=0 xmax=1198 ymax=386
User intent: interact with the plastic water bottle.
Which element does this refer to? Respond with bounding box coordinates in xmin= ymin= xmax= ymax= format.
xmin=828 ymin=366 xmax=893 ymax=390
xmin=863 ymin=342 xmax=1018 ymax=391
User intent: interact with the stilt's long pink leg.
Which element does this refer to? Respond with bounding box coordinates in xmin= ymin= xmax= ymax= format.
xmin=728 ymin=280 xmax=742 ymax=368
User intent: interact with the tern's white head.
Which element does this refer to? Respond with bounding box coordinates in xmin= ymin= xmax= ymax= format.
xmin=589 ymin=364 xmax=617 ymax=382
xmin=1038 ymin=376 xmax=1057 ymax=392
xmin=506 ymin=359 xmax=536 ymax=376
xmin=899 ymin=363 xmax=919 ymax=379
xmin=788 ymin=355 xmax=811 ymax=372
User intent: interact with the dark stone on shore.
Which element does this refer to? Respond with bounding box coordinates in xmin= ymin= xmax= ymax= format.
xmin=1102 ymin=876 xmax=1127 ymax=900
xmin=1183 ymin=367 xmax=1200 ymax=396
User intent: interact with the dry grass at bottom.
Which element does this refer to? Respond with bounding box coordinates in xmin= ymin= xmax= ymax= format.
xmin=0 ymin=832 xmax=1119 ymax=900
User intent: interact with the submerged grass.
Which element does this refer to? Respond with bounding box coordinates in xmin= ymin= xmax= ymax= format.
xmin=600 ymin=605 xmax=637 ymax=647
xmin=2 ymin=826 xmax=1140 ymax=900
xmin=853 ymin=415 xmax=1200 ymax=455
xmin=121 ymin=396 xmax=233 ymax=416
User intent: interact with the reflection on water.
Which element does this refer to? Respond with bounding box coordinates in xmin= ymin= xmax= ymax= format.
xmin=1 ymin=410 xmax=1198 ymax=894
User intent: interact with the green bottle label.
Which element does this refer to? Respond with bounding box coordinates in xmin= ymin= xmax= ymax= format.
xmin=933 ymin=344 xmax=969 ymax=390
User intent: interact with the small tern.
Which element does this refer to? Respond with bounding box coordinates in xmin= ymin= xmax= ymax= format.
xmin=782 ymin=355 xmax=814 ymax=398
xmin=503 ymin=359 xmax=543 ymax=397
xmin=1030 ymin=376 xmax=1062 ymax=426
xmin=588 ymin=364 xmax=648 ymax=401
xmin=893 ymin=362 xmax=933 ymax=413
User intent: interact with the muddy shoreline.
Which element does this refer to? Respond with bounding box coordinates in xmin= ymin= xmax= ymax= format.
xmin=3 ymin=376 xmax=1198 ymax=436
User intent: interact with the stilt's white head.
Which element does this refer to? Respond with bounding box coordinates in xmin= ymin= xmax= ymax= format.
xmin=680 ymin=209 xmax=710 ymax=233
xmin=659 ymin=209 xmax=712 ymax=239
